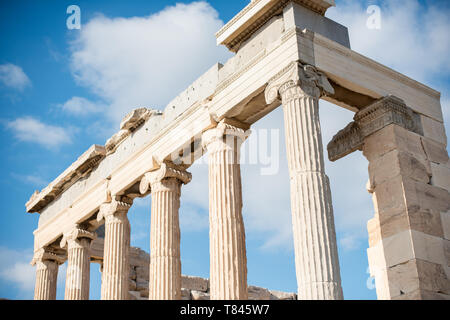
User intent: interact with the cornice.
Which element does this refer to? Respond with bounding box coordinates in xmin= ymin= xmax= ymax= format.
xmin=26 ymin=145 xmax=106 ymax=214
xmin=216 ymin=0 xmax=335 ymax=52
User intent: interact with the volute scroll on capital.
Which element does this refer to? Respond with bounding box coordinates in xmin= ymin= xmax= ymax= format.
xmin=139 ymin=161 xmax=192 ymax=195
xmin=60 ymin=225 xmax=97 ymax=249
xmin=96 ymin=195 xmax=133 ymax=223
xmin=264 ymin=61 xmax=335 ymax=105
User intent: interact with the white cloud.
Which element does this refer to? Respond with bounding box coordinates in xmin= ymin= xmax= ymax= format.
xmin=0 ymin=63 xmax=31 ymax=91
xmin=0 ymin=247 xmax=35 ymax=297
xmin=7 ymin=116 xmax=72 ymax=149
xmin=69 ymin=1 xmax=231 ymax=122
xmin=180 ymin=204 xmax=209 ymax=232
xmin=327 ymin=0 xmax=450 ymax=84
xmin=340 ymin=233 xmax=362 ymax=252
xmin=59 ymin=96 xmax=105 ymax=116
xmin=11 ymin=173 xmax=47 ymax=187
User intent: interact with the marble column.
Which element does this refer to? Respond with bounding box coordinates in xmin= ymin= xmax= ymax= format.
xmin=60 ymin=226 xmax=96 ymax=300
xmin=31 ymin=248 xmax=66 ymax=300
xmin=265 ymin=62 xmax=343 ymax=300
xmin=140 ymin=162 xmax=192 ymax=300
xmin=202 ymin=119 xmax=250 ymax=300
xmin=97 ymin=196 xmax=133 ymax=300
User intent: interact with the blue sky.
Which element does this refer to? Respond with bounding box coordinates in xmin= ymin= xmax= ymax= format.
xmin=0 ymin=0 xmax=449 ymax=300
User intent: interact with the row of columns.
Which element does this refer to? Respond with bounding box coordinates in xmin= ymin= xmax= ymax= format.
xmin=32 ymin=61 xmax=344 ymax=300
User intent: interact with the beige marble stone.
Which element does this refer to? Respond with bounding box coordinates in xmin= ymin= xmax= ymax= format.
xmin=442 ymin=211 xmax=450 ymax=241
xmin=181 ymin=288 xmax=191 ymax=300
xmin=248 ymin=286 xmax=271 ymax=300
xmin=430 ymin=162 xmax=450 ymax=191
xmin=368 ymin=150 xmax=431 ymax=186
xmin=421 ymin=137 xmax=450 ymax=165
xmin=269 ymin=290 xmax=297 ymax=300
xmin=181 ymin=275 xmax=209 ymax=292
xmin=421 ymin=115 xmax=448 ymax=146
xmin=191 ymin=290 xmax=210 ymax=301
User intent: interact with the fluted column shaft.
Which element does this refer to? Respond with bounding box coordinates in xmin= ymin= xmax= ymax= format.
xmin=98 ymin=198 xmax=132 ymax=300
xmin=141 ymin=162 xmax=191 ymax=300
xmin=280 ymin=80 xmax=343 ymax=300
xmin=32 ymin=248 xmax=65 ymax=300
xmin=203 ymin=120 xmax=249 ymax=300
xmin=149 ymin=178 xmax=182 ymax=300
xmin=34 ymin=260 xmax=59 ymax=300
xmin=62 ymin=228 xmax=96 ymax=300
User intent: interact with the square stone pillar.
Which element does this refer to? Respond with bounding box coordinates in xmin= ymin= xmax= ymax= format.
xmin=328 ymin=95 xmax=450 ymax=300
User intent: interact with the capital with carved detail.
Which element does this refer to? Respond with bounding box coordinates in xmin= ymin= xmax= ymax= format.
xmin=139 ymin=161 xmax=192 ymax=195
xmin=31 ymin=247 xmax=66 ymax=266
xmin=97 ymin=196 xmax=133 ymax=223
xmin=202 ymin=118 xmax=251 ymax=156
xmin=265 ymin=61 xmax=335 ymax=104
xmin=60 ymin=225 xmax=97 ymax=249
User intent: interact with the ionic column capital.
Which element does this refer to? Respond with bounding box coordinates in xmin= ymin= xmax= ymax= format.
xmin=201 ymin=118 xmax=251 ymax=151
xmin=327 ymin=95 xmax=422 ymax=162
xmin=265 ymin=61 xmax=334 ymax=104
xmin=97 ymin=196 xmax=133 ymax=223
xmin=31 ymin=247 xmax=66 ymax=266
xmin=139 ymin=161 xmax=192 ymax=195
xmin=60 ymin=225 xmax=97 ymax=249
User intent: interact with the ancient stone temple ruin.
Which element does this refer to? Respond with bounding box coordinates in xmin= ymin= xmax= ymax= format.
xmin=26 ymin=0 xmax=449 ymax=300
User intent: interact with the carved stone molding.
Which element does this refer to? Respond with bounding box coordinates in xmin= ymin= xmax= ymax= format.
xmin=217 ymin=0 xmax=335 ymax=52
xmin=31 ymin=247 xmax=66 ymax=266
xmin=105 ymin=108 xmax=161 ymax=155
xmin=354 ymin=95 xmax=421 ymax=137
xmin=265 ymin=61 xmax=335 ymax=105
xmin=139 ymin=161 xmax=192 ymax=195
xmin=97 ymin=196 xmax=133 ymax=223
xmin=26 ymin=145 xmax=106 ymax=213
xmin=60 ymin=226 xmax=97 ymax=249
xmin=327 ymin=95 xmax=423 ymax=162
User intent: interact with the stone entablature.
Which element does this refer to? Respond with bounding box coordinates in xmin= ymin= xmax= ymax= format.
xmin=217 ymin=0 xmax=336 ymax=52
xmin=26 ymin=145 xmax=106 ymax=213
